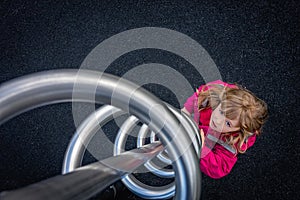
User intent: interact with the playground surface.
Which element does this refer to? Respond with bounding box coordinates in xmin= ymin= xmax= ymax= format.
xmin=0 ymin=1 xmax=299 ymax=199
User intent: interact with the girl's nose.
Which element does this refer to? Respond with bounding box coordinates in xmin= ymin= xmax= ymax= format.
xmin=214 ymin=117 xmax=224 ymax=126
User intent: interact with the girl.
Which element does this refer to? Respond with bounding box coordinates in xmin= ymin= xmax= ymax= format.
xmin=182 ymin=80 xmax=268 ymax=179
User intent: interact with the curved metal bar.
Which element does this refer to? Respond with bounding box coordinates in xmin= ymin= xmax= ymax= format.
xmin=62 ymin=105 xmax=125 ymax=173
xmin=137 ymin=125 xmax=174 ymax=178
xmin=136 ymin=124 xmax=149 ymax=147
xmin=121 ymin=176 xmax=175 ymax=200
xmin=64 ymin=104 xmax=175 ymax=199
xmin=113 ymin=115 xmax=139 ymax=156
xmin=181 ymin=112 xmax=202 ymax=156
xmin=63 ymin=99 xmax=201 ymax=199
xmin=167 ymin=104 xmax=201 ymax=158
xmin=0 ymin=142 xmax=163 ymax=200
xmin=150 ymin=131 xmax=172 ymax=165
xmin=0 ymin=69 xmax=201 ymax=200
xmin=114 ymin=116 xmax=174 ymax=199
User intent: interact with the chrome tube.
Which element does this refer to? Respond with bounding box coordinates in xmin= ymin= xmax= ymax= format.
xmin=114 ymin=115 xmax=175 ymax=199
xmin=137 ymin=124 xmax=174 ymax=178
xmin=0 ymin=69 xmax=201 ymax=200
xmin=0 ymin=142 xmax=163 ymax=200
xmin=63 ymin=103 xmax=201 ymax=199
xmin=62 ymin=105 xmax=125 ymax=173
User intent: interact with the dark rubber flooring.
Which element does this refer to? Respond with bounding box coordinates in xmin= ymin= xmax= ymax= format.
xmin=0 ymin=1 xmax=299 ymax=200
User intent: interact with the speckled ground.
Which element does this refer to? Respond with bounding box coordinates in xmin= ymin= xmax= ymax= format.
xmin=0 ymin=1 xmax=299 ymax=200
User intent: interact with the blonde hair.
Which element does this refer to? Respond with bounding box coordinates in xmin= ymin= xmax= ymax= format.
xmin=198 ymin=83 xmax=268 ymax=154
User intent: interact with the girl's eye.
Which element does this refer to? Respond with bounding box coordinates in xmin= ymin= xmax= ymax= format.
xmin=219 ymin=109 xmax=224 ymax=115
xmin=225 ymin=121 xmax=231 ymax=127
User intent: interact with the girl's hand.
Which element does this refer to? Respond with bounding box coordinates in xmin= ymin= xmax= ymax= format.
xmin=181 ymin=107 xmax=191 ymax=116
xmin=200 ymin=129 xmax=205 ymax=148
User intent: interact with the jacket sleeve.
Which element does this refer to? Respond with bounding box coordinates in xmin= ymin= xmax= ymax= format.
xmin=200 ymin=144 xmax=238 ymax=179
xmin=183 ymin=83 xmax=207 ymax=114
xmin=240 ymin=135 xmax=256 ymax=151
xmin=183 ymin=92 xmax=198 ymax=114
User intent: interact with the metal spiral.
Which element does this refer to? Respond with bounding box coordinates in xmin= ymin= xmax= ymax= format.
xmin=63 ymin=103 xmax=201 ymax=199
xmin=0 ymin=69 xmax=202 ymax=200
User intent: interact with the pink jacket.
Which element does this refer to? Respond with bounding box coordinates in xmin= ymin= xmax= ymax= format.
xmin=183 ymin=80 xmax=256 ymax=179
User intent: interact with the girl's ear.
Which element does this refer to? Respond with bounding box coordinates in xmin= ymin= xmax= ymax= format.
xmin=254 ymin=130 xmax=259 ymax=135
xmin=196 ymin=88 xmax=200 ymax=95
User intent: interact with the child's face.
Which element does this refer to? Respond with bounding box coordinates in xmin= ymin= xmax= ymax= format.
xmin=210 ymin=104 xmax=240 ymax=133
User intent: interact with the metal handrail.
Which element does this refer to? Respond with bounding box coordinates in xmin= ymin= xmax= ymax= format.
xmin=0 ymin=69 xmax=201 ymax=200
xmin=0 ymin=142 xmax=163 ymax=200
